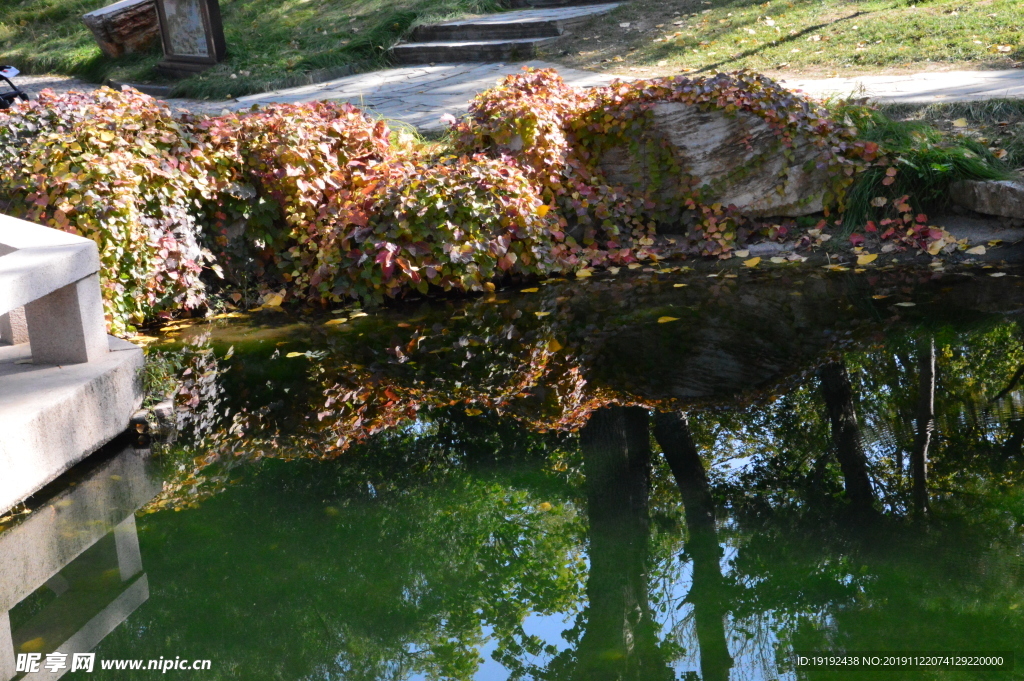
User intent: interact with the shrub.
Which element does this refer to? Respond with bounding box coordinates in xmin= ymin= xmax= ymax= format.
xmin=0 ymin=87 xmax=212 ymax=335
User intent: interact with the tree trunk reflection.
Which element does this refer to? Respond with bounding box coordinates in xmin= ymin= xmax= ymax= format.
xmin=818 ymin=360 xmax=876 ymax=513
xmin=912 ymin=338 xmax=935 ymax=515
xmin=577 ymin=406 xmax=673 ymax=681
xmin=653 ymin=411 xmax=734 ymax=681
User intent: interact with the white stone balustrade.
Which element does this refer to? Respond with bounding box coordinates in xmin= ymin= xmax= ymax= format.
xmin=0 ymin=213 xmax=144 ymax=515
xmin=0 ymin=214 xmax=109 ymax=364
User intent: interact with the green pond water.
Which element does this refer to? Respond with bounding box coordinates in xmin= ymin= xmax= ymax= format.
xmin=9 ymin=265 xmax=1024 ymax=680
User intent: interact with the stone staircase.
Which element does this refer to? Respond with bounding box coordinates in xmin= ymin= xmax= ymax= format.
xmin=391 ymin=3 xmax=619 ymax=65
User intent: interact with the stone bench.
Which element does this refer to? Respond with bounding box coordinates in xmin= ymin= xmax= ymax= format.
xmin=0 ymin=214 xmax=143 ymax=515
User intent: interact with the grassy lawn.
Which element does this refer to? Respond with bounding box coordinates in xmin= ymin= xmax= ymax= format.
xmin=0 ymin=0 xmax=502 ymax=99
xmin=543 ymin=0 xmax=1023 ymax=79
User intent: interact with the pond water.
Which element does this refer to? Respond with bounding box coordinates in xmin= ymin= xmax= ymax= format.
xmin=7 ymin=265 xmax=1024 ymax=680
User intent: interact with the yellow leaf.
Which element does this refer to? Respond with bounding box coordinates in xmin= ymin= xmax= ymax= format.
xmin=536 ymin=502 xmax=553 ymax=512
xmin=99 ymin=131 xmax=115 ymax=142
xmin=927 ymin=240 xmax=944 ymax=256
xmin=548 ymin=339 xmax=563 ymax=352
xmin=521 ymin=287 xmax=539 ymax=293
xmin=575 ymin=269 xmax=592 ymax=278
xmin=20 ymin=638 xmax=45 ymax=653
xmin=673 ymin=283 xmax=688 ymax=288
xmin=733 ymin=250 xmax=750 ymax=258
xmin=286 ymin=352 xmax=305 ymax=358
xmin=465 ymin=408 xmax=483 ymax=416
xmin=627 ymin=263 xmax=641 ymax=270
xmin=350 ymin=311 xmax=368 ymax=318
xmin=872 ymin=294 xmax=889 ymax=299
xmin=324 ymin=317 xmax=348 ymax=326
xmin=535 ymin=311 xmax=550 ymax=317
xmin=536 ymin=204 xmax=550 ymax=217
xmin=743 ymin=257 xmax=761 ymax=268
xmin=770 ymin=257 xmax=787 ymax=264
xmin=965 ymin=245 xmax=986 ymax=255
xmin=658 ymin=316 xmax=680 ymax=323
xmin=857 ymin=253 xmax=878 ymax=265
xmin=952 ymin=118 xmax=968 ymax=128
xmin=263 ymin=292 xmax=284 ymax=307
xmin=608 ymin=267 xmax=621 ymax=275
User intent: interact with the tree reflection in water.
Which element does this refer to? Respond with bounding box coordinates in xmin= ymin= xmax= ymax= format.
xmin=77 ymin=267 xmax=1024 ymax=680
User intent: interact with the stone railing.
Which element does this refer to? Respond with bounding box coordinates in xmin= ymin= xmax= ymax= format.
xmin=0 ymin=213 xmax=109 ymax=364
xmin=0 ymin=214 xmax=143 ymax=516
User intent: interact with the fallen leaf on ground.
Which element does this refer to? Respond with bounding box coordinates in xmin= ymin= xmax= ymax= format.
xmin=521 ymin=287 xmax=539 ymax=293
xmin=658 ymin=316 xmax=680 ymax=323
xmin=743 ymin=257 xmax=761 ymax=268
xmin=857 ymin=253 xmax=878 ymax=265
xmin=965 ymin=245 xmax=986 ymax=255
xmin=673 ymin=283 xmax=688 ymax=287
xmin=953 ymin=118 xmax=968 ymax=128
xmin=324 ymin=318 xmax=348 ymax=326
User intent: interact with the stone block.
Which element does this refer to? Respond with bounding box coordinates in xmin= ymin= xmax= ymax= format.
xmin=950 ymin=179 xmax=1024 ymax=220
xmin=24 ymin=273 xmax=109 ymax=365
xmin=0 ymin=338 xmax=144 ymax=515
xmin=0 ymin=308 xmax=27 ymax=346
xmin=598 ymin=101 xmax=829 ymax=218
xmin=82 ymin=0 xmax=160 ymax=59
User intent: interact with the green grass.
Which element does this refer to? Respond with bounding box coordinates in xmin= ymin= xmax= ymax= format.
xmin=0 ymin=0 xmax=505 ymax=99
xmin=832 ymin=100 xmax=1018 ymax=229
xmin=547 ymin=0 xmax=1023 ymax=78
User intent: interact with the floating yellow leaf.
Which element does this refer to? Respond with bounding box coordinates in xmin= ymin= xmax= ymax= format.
xmin=521 ymin=287 xmax=539 ymax=293
xmin=927 ymin=240 xmax=944 ymax=256
xmin=856 ymin=253 xmax=878 ymax=265
xmin=770 ymin=257 xmax=787 ymax=264
xmin=263 ymin=292 xmax=285 ymax=307
xmin=952 ymin=118 xmax=968 ymax=128
xmin=324 ymin=317 xmax=348 ymax=326
xmin=990 ymin=272 xmax=1007 ymax=278
xmin=673 ymin=283 xmax=688 ymax=288
xmin=536 ymin=502 xmax=553 ymax=512
xmin=286 ymin=352 xmax=305 ymax=358
xmin=535 ymin=311 xmax=550 ymax=317
xmin=465 ymin=408 xmax=483 ymax=416
xmin=575 ymin=269 xmax=592 ymax=278
xmin=895 ymin=302 xmax=916 ymax=307
xmin=548 ymin=339 xmax=564 ymax=352
xmin=872 ymin=294 xmax=889 ymax=299
xmin=627 ymin=263 xmax=641 ymax=270
xmin=743 ymin=257 xmax=761 ymax=268
xmin=350 ymin=311 xmax=368 ymax=318
xmin=965 ymin=245 xmax=986 ymax=255
xmin=734 ymin=250 xmax=750 ymax=258
xmin=608 ymin=267 xmax=621 ymax=275
xmin=20 ymin=638 xmax=45 ymax=653
xmin=658 ymin=316 xmax=680 ymax=323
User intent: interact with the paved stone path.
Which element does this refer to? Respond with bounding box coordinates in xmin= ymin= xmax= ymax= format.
xmin=779 ymin=70 xmax=1024 ymax=104
xmin=12 ymin=67 xmax=1024 ymax=130
xmin=233 ymin=61 xmax=619 ymax=132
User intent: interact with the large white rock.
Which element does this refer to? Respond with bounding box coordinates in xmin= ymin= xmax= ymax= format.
xmin=598 ymin=102 xmax=830 ymax=218
xmin=951 ymin=179 xmax=1024 ymax=220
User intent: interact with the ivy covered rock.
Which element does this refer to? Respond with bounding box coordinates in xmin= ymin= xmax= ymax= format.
xmin=597 ymin=101 xmax=831 ymax=218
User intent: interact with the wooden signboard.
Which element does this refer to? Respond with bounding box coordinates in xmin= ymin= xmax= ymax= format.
xmin=154 ymin=0 xmax=226 ymax=77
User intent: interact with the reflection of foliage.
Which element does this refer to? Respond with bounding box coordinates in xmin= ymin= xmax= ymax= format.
xmin=111 ymin=450 xmax=587 ymax=681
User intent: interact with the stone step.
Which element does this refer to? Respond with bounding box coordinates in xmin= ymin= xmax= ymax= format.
xmin=409 ymin=3 xmax=618 ymax=42
xmin=390 ymin=37 xmax=559 ymax=65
